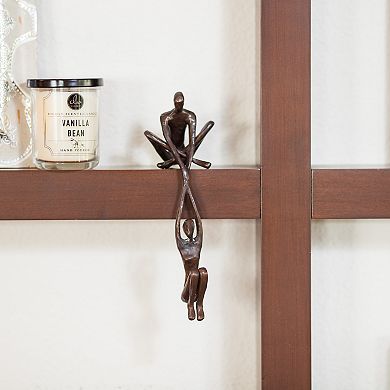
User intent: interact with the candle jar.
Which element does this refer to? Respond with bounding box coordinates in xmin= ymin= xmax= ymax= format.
xmin=27 ymin=78 xmax=103 ymax=170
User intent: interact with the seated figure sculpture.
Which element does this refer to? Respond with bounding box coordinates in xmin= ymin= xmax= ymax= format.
xmin=144 ymin=92 xmax=214 ymax=171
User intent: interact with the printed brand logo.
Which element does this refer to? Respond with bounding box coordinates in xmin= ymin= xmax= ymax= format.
xmin=67 ymin=93 xmax=84 ymax=110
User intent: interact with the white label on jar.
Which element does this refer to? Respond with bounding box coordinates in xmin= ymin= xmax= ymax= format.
xmin=35 ymin=90 xmax=99 ymax=162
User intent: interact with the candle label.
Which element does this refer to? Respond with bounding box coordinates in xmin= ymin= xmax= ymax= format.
xmin=36 ymin=90 xmax=99 ymax=161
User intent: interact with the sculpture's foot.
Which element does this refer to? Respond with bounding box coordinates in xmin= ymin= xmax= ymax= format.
xmin=157 ymin=161 xmax=175 ymax=169
xmin=187 ymin=304 xmax=196 ymax=321
xmin=194 ymin=158 xmax=211 ymax=169
xmin=196 ymin=303 xmax=205 ymax=321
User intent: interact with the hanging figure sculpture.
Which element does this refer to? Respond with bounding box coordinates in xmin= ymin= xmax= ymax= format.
xmin=176 ymin=186 xmax=208 ymax=321
xmin=145 ymin=92 xmax=214 ymax=321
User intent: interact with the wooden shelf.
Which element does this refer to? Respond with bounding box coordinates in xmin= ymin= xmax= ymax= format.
xmin=6 ymin=167 xmax=390 ymax=221
xmin=0 ymin=168 xmax=261 ymax=220
xmin=313 ymin=169 xmax=390 ymax=219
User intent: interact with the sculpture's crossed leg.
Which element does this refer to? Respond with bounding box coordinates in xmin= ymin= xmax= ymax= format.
xmin=144 ymin=121 xmax=214 ymax=169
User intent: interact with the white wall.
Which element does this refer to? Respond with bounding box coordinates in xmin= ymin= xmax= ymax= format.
xmin=312 ymin=0 xmax=390 ymax=389
xmin=37 ymin=0 xmax=258 ymax=168
xmin=0 ymin=1 xmax=258 ymax=389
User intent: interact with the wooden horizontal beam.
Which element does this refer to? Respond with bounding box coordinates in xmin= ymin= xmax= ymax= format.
xmin=0 ymin=168 xmax=261 ymax=220
xmin=313 ymin=169 xmax=390 ymax=219
xmin=7 ymin=168 xmax=390 ymax=221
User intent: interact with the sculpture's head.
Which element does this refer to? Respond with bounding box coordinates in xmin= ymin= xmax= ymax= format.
xmin=174 ymin=92 xmax=184 ymax=113
xmin=183 ymin=219 xmax=195 ymax=239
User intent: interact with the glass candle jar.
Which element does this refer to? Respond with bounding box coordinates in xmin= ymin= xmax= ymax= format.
xmin=27 ymin=78 xmax=103 ymax=170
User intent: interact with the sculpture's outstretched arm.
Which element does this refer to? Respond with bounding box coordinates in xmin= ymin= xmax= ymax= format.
xmin=175 ymin=183 xmax=188 ymax=242
xmin=187 ymin=185 xmax=203 ymax=241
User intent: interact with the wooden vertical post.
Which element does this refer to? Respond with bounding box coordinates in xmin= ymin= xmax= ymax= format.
xmin=261 ymin=0 xmax=311 ymax=389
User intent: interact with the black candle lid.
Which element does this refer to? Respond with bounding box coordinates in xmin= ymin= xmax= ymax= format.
xmin=27 ymin=78 xmax=104 ymax=88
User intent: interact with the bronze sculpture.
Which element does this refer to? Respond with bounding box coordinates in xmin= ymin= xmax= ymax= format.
xmin=145 ymin=92 xmax=214 ymax=321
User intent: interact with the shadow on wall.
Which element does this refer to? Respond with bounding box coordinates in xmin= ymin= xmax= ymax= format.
xmin=128 ymin=254 xmax=159 ymax=366
xmin=222 ymin=0 xmax=259 ymax=169
xmin=312 ymin=219 xmax=390 ymax=390
xmin=222 ymin=0 xmax=259 ymax=388
xmin=101 ymin=79 xmax=151 ymax=167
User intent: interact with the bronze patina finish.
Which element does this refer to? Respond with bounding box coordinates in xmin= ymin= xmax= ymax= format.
xmin=176 ymin=185 xmax=208 ymax=321
xmin=145 ymin=92 xmax=214 ymax=170
xmin=145 ymin=92 xmax=213 ymax=321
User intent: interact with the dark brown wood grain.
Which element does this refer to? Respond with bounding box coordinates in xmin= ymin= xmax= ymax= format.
xmin=313 ymin=169 xmax=390 ymax=219
xmin=261 ymin=0 xmax=312 ymax=389
xmin=0 ymin=169 xmax=260 ymax=220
